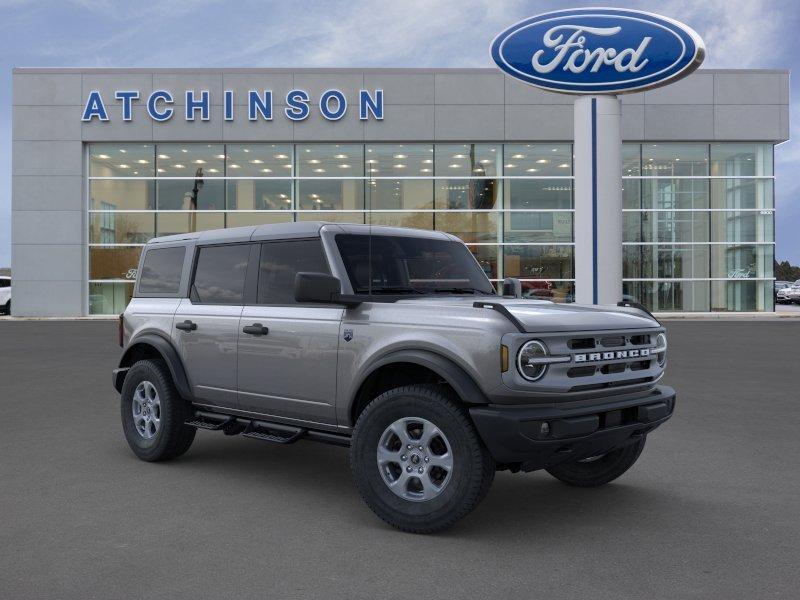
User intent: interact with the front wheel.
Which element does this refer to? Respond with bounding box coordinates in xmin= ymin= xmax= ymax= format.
xmin=350 ymin=385 xmax=494 ymax=534
xmin=545 ymin=437 xmax=646 ymax=487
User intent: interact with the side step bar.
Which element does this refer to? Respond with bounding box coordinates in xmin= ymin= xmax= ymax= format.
xmin=185 ymin=410 xmax=350 ymax=447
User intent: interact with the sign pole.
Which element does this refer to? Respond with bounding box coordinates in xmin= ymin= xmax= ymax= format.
xmin=573 ymin=95 xmax=623 ymax=305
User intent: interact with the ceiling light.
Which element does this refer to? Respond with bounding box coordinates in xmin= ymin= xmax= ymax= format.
xmin=274 ymin=154 xmax=288 ymax=159
xmin=526 ymin=168 xmax=539 ymax=173
xmin=96 ymin=154 xmax=110 ymax=159
xmin=118 ymin=164 xmax=129 ymax=169
xmin=479 ymin=159 xmax=491 ymax=164
xmin=119 ymin=149 xmax=127 ymax=153
xmin=394 ymin=154 xmax=407 ymax=159
xmin=308 ymin=159 xmax=321 ymax=164
xmin=229 ymin=164 xmax=241 ymax=169
xmin=157 ymin=168 xmax=165 ymax=173
xmin=536 ymin=159 xmax=549 ymax=164
xmin=420 ymin=168 xmax=431 ymax=173
xmin=452 ymin=154 xmax=466 ymax=159
xmin=366 ymin=159 xmax=377 ymax=164
xmin=558 ymin=163 xmax=570 ymax=168
xmin=334 ymin=154 xmax=348 ymax=159
xmin=208 ymin=168 xmax=219 ymax=173
xmin=505 ymin=164 xmax=516 ymax=168
xmin=394 ymin=164 xmax=406 ymax=169
xmin=243 ymin=148 xmax=250 ymax=153
xmin=261 ymin=168 xmax=272 ymax=173
xmin=313 ymin=168 xmax=325 ymax=173
xmin=511 ymin=154 xmax=525 ymax=159
xmin=422 ymin=159 xmax=433 ymax=164
xmin=194 ymin=159 xmax=206 ymax=164
xmin=180 ymin=149 xmax=188 ymax=153
xmin=250 ymin=159 xmax=263 ymax=164
xmin=339 ymin=164 xmax=350 ymax=169
xmin=215 ymin=154 xmax=226 ymax=159
xmin=173 ymin=164 xmax=185 ymax=169
xmin=449 ymin=164 xmax=461 ymax=168
xmin=158 ymin=154 xmax=170 ymax=160
xmin=284 ymin=164 xmax=292 ymax=169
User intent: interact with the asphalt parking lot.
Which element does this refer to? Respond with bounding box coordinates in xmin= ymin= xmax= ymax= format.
xmin=1 ymin=320 xmax=798 ymax=599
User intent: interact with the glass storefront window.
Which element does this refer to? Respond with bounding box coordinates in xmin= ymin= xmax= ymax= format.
xmin=641 ymin=178 xmax=708 ymax=210
xmin=297 ymin=179 xmax=364 ymax=212
xmin=366 ymin=144 xmax=433 ymax=177
xmin=622 ymin=144 xmax=641 ymax=176
xmin=641 ymin=143 xmax=708 ymax=176
xmin=710 ymin=143 xmax=773 ymax=177
xmin=434 ymin=179 xmax=499 ymax=210
xmin=623 ymin=244 xmax=710 ymax=279
xmin=623 ymin=281 xmax=710 ymax=312
xmin=90 ymin=144 xmax=154 ymax=178
xmin=503 ymin=144 xmax=572 ymax=177
xmin=711 ymin=178 xmax=774 ymax=210
xmin=368 ymin=178 xmax=434 ymax=210
xmin=225 ymin=144 xmax=293 ymax=177
xmin=90 ymin=179 xmax=155 ymax=211
xmin=90 ymin=211 xmax=155 ymax=244
xmin=157 ymin=179 xmax=225 ymax=210
xmin=297 ymin=144 xmax=364 ymax=177
xmin=89 ymin=282 xmax=134 ymax=315
xmin=711 ymin=280 xmax=773 ymax=312
xmin=622 ymin=179 xmax=641 ymax=210
xmin=435 ymin=144 xmax=502 ymax=177
xmin=504 ymin=211 xmax=573 ymax=244
xmin=434 ymin=211 xmax=500 ymax=244
xmin=155 ymin=211 xmax=225 ymax=236
xmin=638 ymin=210 xmax=709 ymax=244
xmin=710 ymin=243 xmax=773 ymax=279
xmin=504 ymin=245 xmax=574 ymax=280
xmin=505 ymin=179 xmax=572 ymax=210
xmin=156 ymin=144 xmax=225 ymax=177
xmin=89 ymin=246 xmax=142 ymax=280
xmin=226 ymin=180 xmax=292 ymax=210
xmin=711 ymin=210 xmax=774 ymax=244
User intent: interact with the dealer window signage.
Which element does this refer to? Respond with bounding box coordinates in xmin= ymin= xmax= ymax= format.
xmin=81 ymin=88 xmax=384 ymax=122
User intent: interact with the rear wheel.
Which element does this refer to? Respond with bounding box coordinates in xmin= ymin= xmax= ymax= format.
xmin=120 ymin=359 xmax=196 ymax=462
xmin=545 ymin=437 xmax=646 ymax=487
xmin=350 ymin=385 xmax=494 ymax=534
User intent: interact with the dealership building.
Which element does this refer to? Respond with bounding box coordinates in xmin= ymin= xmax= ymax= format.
xmin=10 ymin=67 xmax=789 ymax=316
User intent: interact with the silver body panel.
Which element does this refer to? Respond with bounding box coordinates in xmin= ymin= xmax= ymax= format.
xmin=123 ymin=222 xmax=665 ymax=433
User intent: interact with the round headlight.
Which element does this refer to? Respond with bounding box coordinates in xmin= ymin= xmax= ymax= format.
xmin=517 ymin=340 xmax=549 ymax=381
xmin=655 ymin=333 xmax=667 ymax=366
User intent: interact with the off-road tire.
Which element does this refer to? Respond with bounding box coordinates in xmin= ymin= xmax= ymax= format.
xmin=121 ymin=359 xmax=196 ymax=462
xmin=350 ymin=384 xmax=495 ymax=534
xmin=545 ymin=437 xmax=646 ymax=487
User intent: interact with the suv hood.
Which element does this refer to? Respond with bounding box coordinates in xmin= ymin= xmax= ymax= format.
xmin=395 ymin=296 xmax=658 ymax=332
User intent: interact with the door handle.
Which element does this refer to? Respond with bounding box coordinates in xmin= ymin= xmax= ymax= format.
xmin=176 ymin=320 xmax=197 ymax=332
xmin=242 ymin=323 xmax=269 ymax=336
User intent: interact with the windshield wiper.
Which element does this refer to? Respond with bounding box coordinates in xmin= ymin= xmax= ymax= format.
xmin=432 ymin=287 xmax=495 ymax=296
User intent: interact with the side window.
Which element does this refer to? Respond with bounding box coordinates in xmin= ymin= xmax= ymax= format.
xmin=139 ymin=247 xmax=185 ymax=295
xmin=192 ymin=244 xmax=250 ymax=304
xmin=258 ymin=240 xmax=329 ymax=304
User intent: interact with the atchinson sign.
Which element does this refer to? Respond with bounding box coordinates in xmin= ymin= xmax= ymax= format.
xmin=491 ymin=7 xmax=704 ymax=94
xmin=81 ymin=89 xmax=384 ymax=122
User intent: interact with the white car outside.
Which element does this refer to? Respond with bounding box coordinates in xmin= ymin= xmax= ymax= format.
xmin=0 ymin=276 xmax=10 ymax=314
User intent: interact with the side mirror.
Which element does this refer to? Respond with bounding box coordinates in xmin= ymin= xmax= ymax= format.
xmin=502 ymin=277 xmax=522 ymax=298
xmin=295 ymin=272 xmax=342 ymax=304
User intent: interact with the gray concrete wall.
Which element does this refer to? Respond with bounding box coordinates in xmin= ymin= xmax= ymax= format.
xmin=11 ymin=67 xmax=791 ymax=316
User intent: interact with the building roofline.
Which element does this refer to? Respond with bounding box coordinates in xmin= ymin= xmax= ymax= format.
xmin=11 ymin=66 xmax=791 ymax=75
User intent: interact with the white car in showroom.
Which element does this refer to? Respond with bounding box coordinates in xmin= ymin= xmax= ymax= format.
xmin=0 ymin=276 xmax=10 ymax=314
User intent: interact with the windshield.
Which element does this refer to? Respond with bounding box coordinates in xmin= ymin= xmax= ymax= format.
xmin=335 ymin=234 xmax=495 ymax=296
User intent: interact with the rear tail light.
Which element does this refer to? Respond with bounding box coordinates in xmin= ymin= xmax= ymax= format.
xmin=118 ymin=313 xmax=124 ymax=347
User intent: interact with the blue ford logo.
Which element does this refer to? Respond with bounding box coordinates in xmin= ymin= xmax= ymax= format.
xmin=491 ymin=8 xmax=704 ymax=94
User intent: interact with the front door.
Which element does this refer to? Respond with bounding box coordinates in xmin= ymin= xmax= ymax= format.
xmin=173 ymin=242 xmax=252 ymax=409
xmin=237 ymin=239 xmax=343 ymax=425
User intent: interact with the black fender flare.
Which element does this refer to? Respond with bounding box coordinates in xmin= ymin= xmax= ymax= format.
xmin=115 ymin=333 xmax=193 ymax=400
xmin=352 ymin=349 xmax=489 ymax=415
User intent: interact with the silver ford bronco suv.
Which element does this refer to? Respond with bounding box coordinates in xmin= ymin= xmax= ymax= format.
xmin=114 ymin=222 xmax=674 ymax=533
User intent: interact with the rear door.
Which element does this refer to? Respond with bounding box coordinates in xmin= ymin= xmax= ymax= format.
xmin=237 ymin=238 xmax=343 ymax=425
xmin=173 ymin=243 xmax=255 ymax=409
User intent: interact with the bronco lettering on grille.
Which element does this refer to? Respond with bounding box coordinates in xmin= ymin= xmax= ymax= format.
xmin=574 ymin=348 xmax=650 ymax=363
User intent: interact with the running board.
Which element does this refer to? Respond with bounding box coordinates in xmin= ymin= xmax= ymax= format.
xmin=185 ymin=411 xmax=350 ymax=447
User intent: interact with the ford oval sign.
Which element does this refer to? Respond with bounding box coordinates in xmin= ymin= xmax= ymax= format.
xmin=491 ymin=8 xmax=705 ymax=94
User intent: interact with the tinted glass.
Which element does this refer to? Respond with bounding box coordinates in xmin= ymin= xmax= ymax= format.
xmin=192 ymin=244 xmax=250 ymax=304
xmin=138 ymin=247 xmax=185 ymax=294
xmin=335 ymin=234 xmax=495 ymax=295
xmin=258 ymin=240 xmax=330 ymax=305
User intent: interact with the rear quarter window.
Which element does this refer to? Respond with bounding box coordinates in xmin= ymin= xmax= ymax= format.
xmin=138 ymin=246 xmax=186 ymax=295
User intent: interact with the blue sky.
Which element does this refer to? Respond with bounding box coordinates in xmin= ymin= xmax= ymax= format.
xmin=1 ymin=0 xmax=799 ymax=267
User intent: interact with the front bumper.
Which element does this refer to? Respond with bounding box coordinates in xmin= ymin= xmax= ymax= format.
xmin=469 ymin=385 xmax=675 ymax=472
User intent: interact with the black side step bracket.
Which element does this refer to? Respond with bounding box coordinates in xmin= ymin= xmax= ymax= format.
xmin=242 ymin=420 xmax=307 ymax=445
xmin=186 ymin=411 xmax=236 ymax=431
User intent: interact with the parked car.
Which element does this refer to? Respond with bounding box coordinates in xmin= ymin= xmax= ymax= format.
xmin=113 ymin=223 xmax=675 ymax=533
xmin=0 ymin=276 xmax=10 ymax=314
xmin=781 ymin=280 xmax=800 ymax=304
xmin=775 ymin=281 xmax=792 ymax=304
